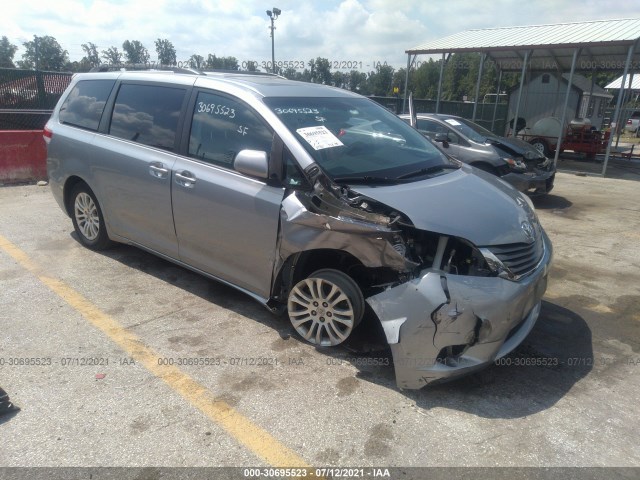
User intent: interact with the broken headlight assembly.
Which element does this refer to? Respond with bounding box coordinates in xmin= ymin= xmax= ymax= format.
xmin=401 ymin=229 xmax=494 ymax=278
xmin=502 ymin=156 xmax=527 ymax=171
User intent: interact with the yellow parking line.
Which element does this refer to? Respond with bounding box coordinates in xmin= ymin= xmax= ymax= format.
xmin=0 ymin=234 xmax=310 ymax=468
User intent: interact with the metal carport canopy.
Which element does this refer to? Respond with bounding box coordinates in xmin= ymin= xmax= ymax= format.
xmin=403 ymin=18 xmax=640 ymax=176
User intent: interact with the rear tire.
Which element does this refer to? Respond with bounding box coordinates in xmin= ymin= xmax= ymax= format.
xmin=530 ymin=138 xmax=550 ymax=157
xmin=69 ymin=183 xmax=112 ymax=250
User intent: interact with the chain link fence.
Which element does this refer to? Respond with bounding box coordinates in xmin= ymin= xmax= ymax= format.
xmin=370 ymin=95 xmax=509 ymax=135
xmin=0 ymin=68 xmax=73 ymax=130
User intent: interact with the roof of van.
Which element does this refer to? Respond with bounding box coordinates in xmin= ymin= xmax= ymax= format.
xmin=76 ymin=70 xmax=360 ymax=99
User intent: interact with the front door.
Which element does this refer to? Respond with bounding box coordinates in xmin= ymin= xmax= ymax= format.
xmin=171 ymin=89 xmax=285 ymax=299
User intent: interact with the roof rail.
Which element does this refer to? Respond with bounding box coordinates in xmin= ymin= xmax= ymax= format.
xmin=202 ymin=69 xmax=285 ymax=78
xmin=89 ymin=64 xmax=203 ymax=75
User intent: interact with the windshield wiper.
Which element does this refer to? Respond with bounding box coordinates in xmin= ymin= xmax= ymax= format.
xmin=333 ymin=175 xmax=400 ymax=185
xmin=395 ymin=164 xmax=459 ymax=180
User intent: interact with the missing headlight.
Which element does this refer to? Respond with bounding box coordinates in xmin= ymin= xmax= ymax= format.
xmin=403 ymin=229 xmax=493 ymax=277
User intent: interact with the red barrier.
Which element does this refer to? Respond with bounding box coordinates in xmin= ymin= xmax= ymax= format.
xmin=0 ymin=130 xmax=47 ymax=184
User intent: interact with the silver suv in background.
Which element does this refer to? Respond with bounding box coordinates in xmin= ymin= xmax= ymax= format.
xmin=46 ymin=70 xmax=552 ymax=389
xmin=400 ymin=113 xmax=556 ymax=195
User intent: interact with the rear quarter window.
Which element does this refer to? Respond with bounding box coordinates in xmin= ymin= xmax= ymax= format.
xmin=109 ymin=83 xmax=186 ymax=151
xmin=59 ymin=80 xmax=115 ymax=131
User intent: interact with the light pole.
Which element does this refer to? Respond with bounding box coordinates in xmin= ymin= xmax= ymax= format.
xmin=266 ymin=7 xmax=281 ymax=74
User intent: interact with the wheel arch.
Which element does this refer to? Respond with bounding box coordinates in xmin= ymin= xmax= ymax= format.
xmin=274 ymin=249 xmax=365 ymax=299
xmin=272 ymin=248 xmax=404 ymax=305
xmin=63 ymin=176 xmax=93 ymax=217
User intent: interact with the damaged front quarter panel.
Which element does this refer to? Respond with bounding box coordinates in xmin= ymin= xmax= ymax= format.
xmin=275 ymin=177 xmax=418 ymax=278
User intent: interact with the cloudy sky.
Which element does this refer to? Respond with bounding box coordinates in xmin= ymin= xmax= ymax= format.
xmin=3 ymin=0 xmax=640 ymax=70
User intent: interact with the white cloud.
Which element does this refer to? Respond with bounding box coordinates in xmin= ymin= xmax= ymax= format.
xmin=3 ymin=0 xmax=639 ymax=70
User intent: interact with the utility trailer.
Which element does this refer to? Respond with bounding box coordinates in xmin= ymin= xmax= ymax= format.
xmin=520 ymin=118 xmax=611 ymax=160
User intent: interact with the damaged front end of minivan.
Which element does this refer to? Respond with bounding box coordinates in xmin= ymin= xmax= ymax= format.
xmin=272 ymin=167 xmax=552 ymax=390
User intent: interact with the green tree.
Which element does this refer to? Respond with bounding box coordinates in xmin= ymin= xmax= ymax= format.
xmin=441 ymin=53 xmax=473 ymax=101
xmin=101 ymin=46 xmax=122 ymax=65
xmin=122 ymin=40 xmax=150 ymax=65
xmin=412 ymin=58 xmax=441 ymax=99
xmin=204 ymin=54 xmax=239 ymax=70
xmin=308 ymin=57 xmax=331 ymax=84
xmin=18 ymin=35 xmax=68 ymax=71
xmin=348 ymin=70 xmax=369 ymax=94
xmin=300 ymin=68 xmax=312 ymax=82
xmin=0 ymin=36 xmax=18 ymax=68
xmin=188 ymin=54 xmax=204 ymax=69
xmin=391 ymin=68 xmax=408 ymax=96
xmin=64 ymin=60 xmax=86 ymax=73
xmin=368 ymin=64 xmax=395 ymax=96
xmin=155 ymin=38 xmax=176 ymax=66
xmin=81 ymin=42 xmax=101 ymax=68
xmin=245 ymin=60 xmax=259 ymax=72
xmin=332 ymin=71 xmax=349 ymax=89
xmin=220 ymin=56 xmax=239 ymax=70
xmin=281 ymin=67 xmax=299 ymax=80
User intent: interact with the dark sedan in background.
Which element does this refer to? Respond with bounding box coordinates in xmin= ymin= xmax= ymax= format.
xmin=400 ymin=114 xmax=556 ymax=195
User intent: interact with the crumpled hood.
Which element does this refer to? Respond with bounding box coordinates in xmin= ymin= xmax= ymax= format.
xmin=349 ymin=166 xmax=536 ymax=246
xmin=488 ymin=136 xmax=544 ymax=159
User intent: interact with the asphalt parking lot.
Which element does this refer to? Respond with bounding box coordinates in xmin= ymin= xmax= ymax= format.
xmin=0 ymin=172 xmax=639 ymax=474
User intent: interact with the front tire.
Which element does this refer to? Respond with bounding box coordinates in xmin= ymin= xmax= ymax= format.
xmin=69 ymin=184 xmax=112 ymax=250
xmin=287 ymin=269 xmax=364 ymax=347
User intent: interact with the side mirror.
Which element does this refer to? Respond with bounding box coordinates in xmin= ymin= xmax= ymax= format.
xmin=234 ymin=150 xmax=269 ymax=179
xmin=434 ymin=132 xmax=450 ymax=147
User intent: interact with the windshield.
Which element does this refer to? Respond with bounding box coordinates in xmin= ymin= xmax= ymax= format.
xmin=443 ymin=117 xmax=497 ymax=143
xmin=264 ymin=97 xmax=456 ymax=183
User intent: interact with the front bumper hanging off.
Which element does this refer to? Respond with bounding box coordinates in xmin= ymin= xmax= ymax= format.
xmin=367 ymin=234 xmax=552 ymax=390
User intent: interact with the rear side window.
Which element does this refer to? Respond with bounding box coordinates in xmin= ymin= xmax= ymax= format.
xmin=188 ymin=91 xmax=273 ymax=168
xmin=109 ymin=84 xmax=185 ymax=151
xmin=59 ymin=80 xmax=115 ymax=131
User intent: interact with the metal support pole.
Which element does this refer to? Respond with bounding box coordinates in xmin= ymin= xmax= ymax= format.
xmin=436 ymin=53 xmax=445 ymax=114
xmin=472 ymin=53 xmax=486 ymax=122
xmin=511 ymin=50 xmax=530 ymax=137
xmin=491 ymin=68 xmax=502 ymax=133
xmin=402 ymin=54 xmax=412 ymax=114
xmin=270 ymin=17 xmax=275 ymax=73
xmin=34 ymin=35 xmax=40 ymax=71
xmin=603 ymin=43 xmax=636 ymax=176
xmin=553 ymin=48 xmax=580 ymax=167
xmin=615 ymin=71 xmax=633 ymax=149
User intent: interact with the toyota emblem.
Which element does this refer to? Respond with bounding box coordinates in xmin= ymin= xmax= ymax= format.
xmin=521 ymin=221 xmax=534 ymax=241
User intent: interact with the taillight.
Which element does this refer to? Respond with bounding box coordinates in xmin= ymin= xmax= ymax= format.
xmin=627 ymin=119 xmax=633 ymax=125
xmin=43 ymin=126 xmax=52 ymax=145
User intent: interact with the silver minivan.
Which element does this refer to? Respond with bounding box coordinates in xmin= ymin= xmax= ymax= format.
xmin=46 ymin=70 xmax=552 ymax=389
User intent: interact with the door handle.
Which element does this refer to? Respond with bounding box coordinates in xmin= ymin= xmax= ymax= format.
xmin=149 ymin=162 xmax=169 ymax=179
xmin=175 ymin=170 xmax=196 ymax=188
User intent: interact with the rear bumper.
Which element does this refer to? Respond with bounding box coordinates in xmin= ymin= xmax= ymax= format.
xmin=367 ymin=232 xmax=552 ymax=390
